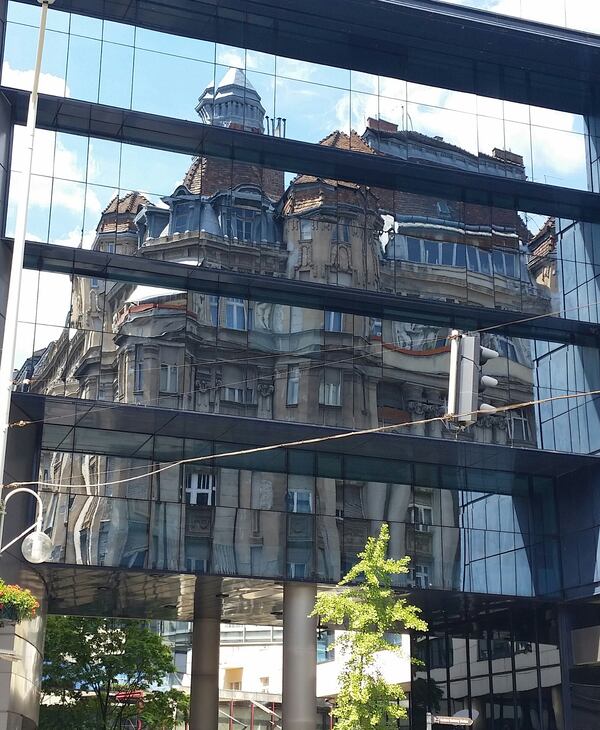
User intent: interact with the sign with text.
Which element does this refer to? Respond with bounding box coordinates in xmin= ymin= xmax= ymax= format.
xmin=427 ymin=714 xmax=474 ymax=727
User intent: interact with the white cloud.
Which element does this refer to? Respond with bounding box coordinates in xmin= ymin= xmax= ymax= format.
xmin=1 ymin=61 xmax=68 ymax=97
xmin=53 ymin=227 xmax=97 ymax=249
xmin=276 ymin=58 xmax=321 ymax=83
xmin=4 ymin=63 xmax=103 ymax=221
xmin=217 ymin=51 xmax=245 ymax=71
xmin=216 ymin=49 xmax=265 ymax=73
xmin=14 ymin=269 xmax=72 ymax=372
xmin=452 ymin=0 xmax=600 ymax=33
xmin=336 ymin=65 xmax=586 ymax=186
xmin=11 ymin=126 xmax=102 ymax=220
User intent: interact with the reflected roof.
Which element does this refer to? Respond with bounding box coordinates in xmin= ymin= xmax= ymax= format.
xmin=217 ymin=66 xmax=256 ymax=92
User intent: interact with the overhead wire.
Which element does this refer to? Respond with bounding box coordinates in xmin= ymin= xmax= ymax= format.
xmin=11 ymin=285 xmax=600 ymax=432
xmin=11 ymin=247 xmax=600 ymax=444
xmin=9 ymin=337 xmax=415 ymax=430
xmin=10 ymin=293 xmax=600 ymax=433
xmin=4 ymin=386 xmax=600 ymax=493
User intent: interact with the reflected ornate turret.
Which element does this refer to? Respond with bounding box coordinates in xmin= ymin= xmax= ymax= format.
xmin=196 ymin=67 xmax=265 ymax=134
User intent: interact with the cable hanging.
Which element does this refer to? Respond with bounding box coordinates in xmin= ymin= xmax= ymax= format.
xmin=4 ymin=386 xmax=600 ymax=494
xmin=11 ymin=287 xmax=600 ymax=432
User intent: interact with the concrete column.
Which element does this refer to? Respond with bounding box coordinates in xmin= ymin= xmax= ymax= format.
xmin=282 ymin=582 xmax=317 ymax=730
xmin=557 ymin=607 xmax=574 ymax=730
xmin=189 ymin=579 xmax=222 ymax=730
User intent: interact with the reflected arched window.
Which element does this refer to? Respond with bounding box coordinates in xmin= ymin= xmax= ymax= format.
xmin=232 ymin=208 xmax=256 ymax=240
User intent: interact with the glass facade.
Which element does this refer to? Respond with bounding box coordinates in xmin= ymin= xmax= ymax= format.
xmin=14 ymin=268 xmax=594 ymax=449
xmin=2 ymin=2 xmax=593 ymax=190
xmin=2 ymin=0 xmax=600 ymax=728
xmin=412 ymin=604 xmax=563 ymax=729
xmin=36 ymin=436 xmax=560 ymax=596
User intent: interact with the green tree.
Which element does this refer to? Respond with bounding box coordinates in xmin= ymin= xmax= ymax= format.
xmin=141 ymin=688 xmax=189 ymax=729
xmin=38 ymin=697 xmax=97 ymax=730
xmin=311 ymin=523 xmax=428 ymax=730
xmin=40 ymin=615 xmax=182 ymax=730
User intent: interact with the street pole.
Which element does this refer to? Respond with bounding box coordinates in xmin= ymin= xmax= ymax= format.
xmin=0 ymin=0 xmax=53 ymax=515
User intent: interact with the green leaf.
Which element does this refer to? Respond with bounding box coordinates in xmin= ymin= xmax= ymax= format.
xmin=41 ymin=616 xmax=176 ymax=730
xmin=312 ymin=523 xmax=428 ymax=730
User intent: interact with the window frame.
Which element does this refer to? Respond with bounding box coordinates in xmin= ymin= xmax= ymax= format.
xmin=133 ymin=344 xmax=144 ymax=392
xmin=234 ymin=208 xmax=255 ymax=241
xmin=185 ymin=469 xmax=216 ymax=506
xmin=287 ymin=561 xmax=307 ymax=579
xmin=406 ymin=236 xmax=422 ymax=262
xmin=411 ymin=563 xmax=430 ymax=588
xmin=185 ymin=556 xmax=209 ymax=573
xmin=286 ymin=365 xmax=300 ymax=406
xmin=508 ymin=409 xmax=532 ymax=442
xmin=222 ymin=385 xmax=255 ymax=404
xmin=225 ymin=297 xmax=247 ymax=330
xmin=407 ymin=503 xmax=433 ymax=532
xmin=159 ymin=362 xmax=179 ymax=394
xmin=299 ymin=218 xmax=313 ymax=241
xmin=319 ymin=368 xmax=342 ymax=406
xmin=209 ymin=295 xmax=219 ymax=326
xmin=287 ymin=488 xmax=313 ymax=514
xmin=324 ymin=310 xmax=343 ymax=332
xmin=335 ymin=217 xmax=350 ymax=243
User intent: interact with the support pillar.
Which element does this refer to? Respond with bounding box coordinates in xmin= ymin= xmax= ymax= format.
xmin=189 ymin=578 xmax=222 ymax=730
xmin=282 ymin=582 xmax=317 ymax=730
xmin=557 ymin=606 xmax=574 ymax=730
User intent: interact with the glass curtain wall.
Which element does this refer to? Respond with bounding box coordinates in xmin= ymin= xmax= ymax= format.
xmin=35 ymin=434 xmax=560 ymax=597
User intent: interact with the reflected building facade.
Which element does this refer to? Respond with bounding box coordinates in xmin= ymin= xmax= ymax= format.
xmin=28 ymin=69 xmax=552 ymax=593
xmin=25 ymin=68 xmax=564 ymax=728
xmin=1 ymin=3 xmax=600 ymax=730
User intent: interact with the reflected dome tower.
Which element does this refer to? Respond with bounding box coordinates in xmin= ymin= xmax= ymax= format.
xmin=196 ymin=67 xmax=265 ymax=133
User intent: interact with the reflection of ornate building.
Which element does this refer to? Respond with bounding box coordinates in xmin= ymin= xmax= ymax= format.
xmin=1 ymin=0 xmax=596 ymax=723
xmin=31 ymin=68 xmax=552 ymax=595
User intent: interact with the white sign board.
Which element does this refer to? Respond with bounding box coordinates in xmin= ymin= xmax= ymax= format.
xmin=432 ymin=716 xmax=474 ymax=726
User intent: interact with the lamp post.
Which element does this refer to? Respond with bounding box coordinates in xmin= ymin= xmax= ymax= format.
xmin=0 ymin=0 xmax=54 ymax=557
xmin=0 ymin=487 xmax=52 ymax=563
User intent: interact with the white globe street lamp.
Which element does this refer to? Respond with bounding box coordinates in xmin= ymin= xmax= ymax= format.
xmin=0 ymin=487 xmax=53 ymax=564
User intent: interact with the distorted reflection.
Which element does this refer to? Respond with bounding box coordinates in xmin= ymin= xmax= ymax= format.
xmin=413 ymin=604 xmax=563 ymax=729
xmin=14 ymin=66 xmax=566 ymax=452
xmin=38 ymin=449 xmax=560 ymax=596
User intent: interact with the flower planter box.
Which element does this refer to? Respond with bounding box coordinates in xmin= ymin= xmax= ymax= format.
xmin=0 ymin=580 xmax=39 ymax=625
xmin=0 ymin=605 xmax=19 ymax=622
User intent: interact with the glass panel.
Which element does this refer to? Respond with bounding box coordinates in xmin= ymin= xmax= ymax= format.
xmin=13 ymin=9 xmax=588 ymax=184
xmin=35 ymin=439 xmax=554 ymax=597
